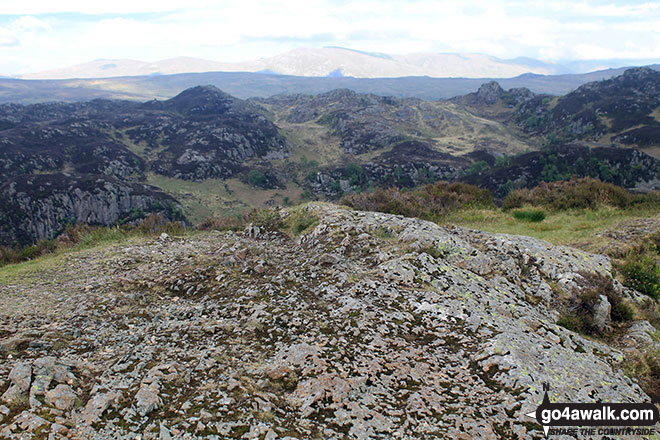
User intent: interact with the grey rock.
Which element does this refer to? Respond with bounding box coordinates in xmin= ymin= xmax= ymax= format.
xmin=135 ymin=383 xmax=161 ymax=417
xmin=81 ymin=391 xmax=121 ymax=425
xmin=0 ymin=335 xmax=32 ymax=352
xmin=592 ymin=295 xmax=612 ymax=333
xmin=623 ymin=320 xmax=658 ymax=347
xmin=29 ymin=356 xmax=56 ymax=408
xmin=15 ymin=410 xmax=49 ymax=432
xmin=45 ymin=384 xmax=77 ymax=411
xmin=1 ymin=362 xmax=32 ymax=404
xmin=159 ymin=423 xmax=172 ymax=440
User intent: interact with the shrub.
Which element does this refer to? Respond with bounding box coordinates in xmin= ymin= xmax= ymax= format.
xmin=342 ymin=181 xmax=494 ymax=221
xmin=247 ymin=170 xmax=267 ymax=188
xmin=581 ymin=271 xmax=633 ymax=323
xmin=624 ymin=348 xmax=660 ymax=403
xmin=501 ymin=191 xmax=526 ymax=210
xmin=619 ymin=254 xmax=660 ymax=299
xmin=135 ymin=213 xmax=186 ymax=236
xmin=611 ymin=301 xmax=634 ymax=322
xmin=198 ymin=215 xmax=246 ymax=232
xmin=0 ymin=239 xmax=58 ymax=266
xmin=343 ymin=163 xmax=365 ymax=186
xmin=557 ymin=314 xmax=587 ymax=334
xmin=558 ymin=271 xmax=633 ymax=336
xmin=647 ymin=231 xmax=660 ymax=254
xmin=512 ymin=209 xmax=546 ymax=222
xmin=462 ymin=160 xmax=488 ymax=175
xmin=248 ymin=209 xmax=284 ymax=231
xmin=287 ymin=209 xmax=319 ymax=235
xmin=502 ymin=177 xmax=637 ymax=211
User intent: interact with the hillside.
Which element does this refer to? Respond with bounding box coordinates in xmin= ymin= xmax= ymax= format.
xmin=0 ymin=86 xmax=287 ymax=245
xmin=511 ymin=68 xmax=660 ymax=157
xmin=1 ymin=203 xmax=658 ymax=438
xmin=3 ymin=68 xmax=660 ymax=247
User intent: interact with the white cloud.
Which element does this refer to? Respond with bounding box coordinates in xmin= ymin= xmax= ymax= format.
xmin=0 ymin=1 xmax=216 ymax=15
xmin=1 ymin=0 xmax=660 ymax=75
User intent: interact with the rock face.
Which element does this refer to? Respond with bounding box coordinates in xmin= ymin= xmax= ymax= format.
xmin=0 ymin=173 xmax=184 ymax=246
xmin=0 ymin=202 xmax=656 ymax=439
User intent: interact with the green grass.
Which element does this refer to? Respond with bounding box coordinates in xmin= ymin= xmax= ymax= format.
xmin=0 ymin=253 xmax=68 ymax=286
xmin=146 ymin=173 xmax=305 ymax=224
xmin=445 ymin=206 xmax=660 ymax=250
xmin=512 ymin=209 xmax=546 ymax=222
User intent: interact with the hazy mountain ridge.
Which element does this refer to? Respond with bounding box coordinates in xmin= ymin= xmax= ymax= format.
xmin=19 ymin=48 xmax=562 ymax=80
xmin=19 ymin=48 xmax=660 ymax=81
xmin=3 ymin=65 xmax=660 ymax=105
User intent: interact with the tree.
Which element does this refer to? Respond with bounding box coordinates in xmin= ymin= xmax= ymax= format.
xmin=248 ymin=170 xmax=267 ymax=187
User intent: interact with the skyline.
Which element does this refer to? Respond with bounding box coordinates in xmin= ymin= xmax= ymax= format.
xmin=1 ymin=0 xmax=659 ymax=75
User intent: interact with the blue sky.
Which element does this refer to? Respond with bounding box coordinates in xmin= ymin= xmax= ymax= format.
xmin=0 ymin=0 xmax=659 ymax=75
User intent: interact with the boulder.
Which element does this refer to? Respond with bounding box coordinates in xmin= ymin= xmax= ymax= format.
xmin=45 ymin=384 xmax=77 ymax=411
xmin=1 ymin=363 xmax=32 ymax=404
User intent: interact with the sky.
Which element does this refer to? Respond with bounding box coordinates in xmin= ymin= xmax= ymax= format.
xmin=0 ymin=0 xmax=659 ymax=75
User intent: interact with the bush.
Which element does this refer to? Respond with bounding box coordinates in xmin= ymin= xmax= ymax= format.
xmin=501 ymin=191 xmax=526 ymax=210
xmin=343 ymin=181 xmax=494 ymax=221
xmin=198 ymin=215 xmax=246 ymax=232
xmin=647 ymin=231 xmax=660 ymax=254
xmin=248 ymin=209 xmax=284 ymax=231
xmin=611 ymin=301 xmax=634 ymax=321
xmin=0 ymin=239 xmax=58 ymax=266
xmin=135 ymin=213 xmax=186 ymax=236
xmin=502 ymin=177 xmax=638 ymax=211
xmin=619 ymin=254 xmax=660 ymax=299
xmin=287 ymin=210 xmax=319 ymax=235
xmin=512 ymin=209 xmax=546 ymax=222
xmin=558 ymin=271 xmax=633 ymax=336
xmin=247 ymin=170 xmax=267 ymax=188
xmin=624 ymin=348 xmax=660 ymax=403
xmin=343 ymin=163 xmax=365 ymax=186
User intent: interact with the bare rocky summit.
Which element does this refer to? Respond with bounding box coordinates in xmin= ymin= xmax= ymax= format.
xmin=0 ymin=203 xmax=657 ymax=439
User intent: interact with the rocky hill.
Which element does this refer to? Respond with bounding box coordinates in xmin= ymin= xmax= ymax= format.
xmin=0 ymin=86 xmax=289 ymax=245
xmin=511 ymin=68 xmax=660 ymax=147
xmin=3 ymin=70 xmax=660 ymax=246
xmin=460 ymin=143 xmax=660 ymax=198
xmin=0 ymin=203 xmax=657 ymax=439
xmin=0 ymin=86 xmax=289 ymax=182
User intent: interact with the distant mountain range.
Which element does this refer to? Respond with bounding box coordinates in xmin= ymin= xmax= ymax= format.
xmin=3 ymin=65 xmax=660 ymax=105
xmin=18 ymin=47 xmax=660 ymax=80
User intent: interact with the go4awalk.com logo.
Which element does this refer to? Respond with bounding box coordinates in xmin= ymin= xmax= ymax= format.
xmin=525 ymin=384 xmax=659 ymax=437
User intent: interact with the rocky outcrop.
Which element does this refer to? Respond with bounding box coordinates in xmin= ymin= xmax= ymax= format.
xmin=263 ymin=89 xmax=451 ymax=154
xmin=0 ymin=173 xmax=184 ymax=246
xmin=515 ymin=67 xmax=660 ymax=143
xmin=461 ymin=143 xmax=660 ymax=197
xmin=312 ymin=141 xmax=469 ymax=196
xmin=0 ymin=86 xmax=290 ymax=182
xmin=0 ymin=202 xmax=656 ymax=439
xmin=0 ymin=122 xmax=145 ymax=181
